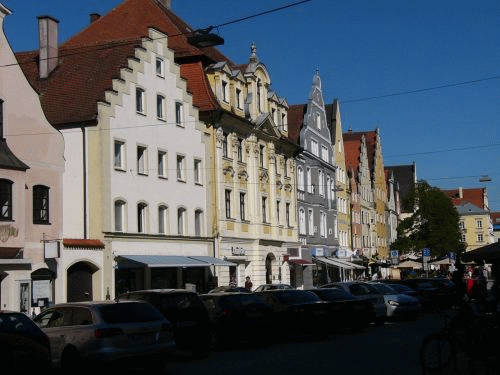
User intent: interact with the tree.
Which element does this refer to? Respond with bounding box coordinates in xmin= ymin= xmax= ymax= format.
xmin=391 ymin=181 xmax=466 ymax=258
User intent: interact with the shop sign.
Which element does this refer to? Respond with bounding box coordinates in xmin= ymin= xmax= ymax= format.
xmin=231 ymin=246 xmax=246 ymax=256
xmin=0 ymin=224 xmax=19 ymax=242
xmin=311 ymin=247 xmax=324 ymax=257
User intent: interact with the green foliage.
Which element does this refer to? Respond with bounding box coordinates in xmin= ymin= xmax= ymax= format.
xmin=391 ymin=181 xmax=465 ymax=257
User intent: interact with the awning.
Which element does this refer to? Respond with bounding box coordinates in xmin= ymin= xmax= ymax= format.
xmin=395 ymin=260 xmax=423 ymax=269
xmin=461 ymin=242 xmax=500 ymax=263
xmin=332 ymin=258 xmax=366 ymax=270
xmin=288 ymin=258 xmax=314 ymax=266
xmin=314 ymin=257 xmax=361 ymax=270
xmin=117 ymin=255 xmax=235 ymax=269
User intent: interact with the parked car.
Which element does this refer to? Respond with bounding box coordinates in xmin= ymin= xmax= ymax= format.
xmin=255 ymin=289 xmax=330 ymax=339
xmin=0 ymin=310 xmax=51 ymax=373
xmin=320 ymin=282 xmax=387 ymax=325
xmin=199 ymin=292 xmax=275 ymax=346
xmin=116 ymin=289 xmax=212 ymax=357
xmin=367 ymin=282 xmax=421 ymax=319
xmin=253 ymin=284 xmax=294 ymax=292
xmin=307 ymin=288 xmax=374 ymax=332
xmin=377 ymin=281 xmax=421 ymax=301
xmin=396 ymin=278 xmax=446 ymax=310
xmin=33 ymin=301 xmax=175 ymax=371
xmin=208 ymin=286 xmax=251 ymax=293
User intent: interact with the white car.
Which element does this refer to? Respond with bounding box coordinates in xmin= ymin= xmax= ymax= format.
xmin=368 ymin=282 xmax=421 ymax=318
xmin=33 ymin=300 xmax=175 ymax=371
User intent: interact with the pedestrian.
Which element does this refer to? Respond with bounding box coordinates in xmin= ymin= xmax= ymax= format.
xmin=245 ymin=276 xmax=253 ymax=291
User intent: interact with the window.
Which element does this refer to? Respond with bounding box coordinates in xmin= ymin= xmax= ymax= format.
xmin=259 ymin=145 xmax=265 ymax=168
xmin=156 ymin=57 xmax=164 ymax=77
xmin=321 ymin=146 xmax=329 ymax=162
xmin=257 ymin=79 xmax=262 ymax=112
xmin=195 ymin=210 xmax=203 ymax=237
xmin=276 ymin=200 xmax=280 ymax=224
xmin=237 ymin=138 xmax=243 ymax=162
xmin=136 ymin=88 xmax=145 ymax=114
xmin=0 ymin=179 xmax=13 ymax=221
xmin=157 ymin=95 xmax=165 ymax=120
xmin=459 ymin=221 xmax=465 ymax=230
xmin=137 ymin=146 xmax=147 ymax=175
xmin=225 ymin=189 xmax=231 ymax=219
xmin=222 ymin=133 xmax=228 ymax=158
xmin=114 ymin=200 xmax=125 ymax=232
xmin=461 ymin=234 xmax=466 ymax=242
xmin=262 ymin=196 xmax=267 ymax=223
xmin=308 ymin=209 xmax=314 ymax=235
xmin=297 ymin=167 xmax=304 ymax=191
xmin=316 ymin=113 xmax=321 ymax=129
xmin=177 ymin=207 xmax=186 ymax=235
xmin=299 ymin=208 xmax=306 ymax=234
xmin=311 ymin=139 xmax=319 ymax=156
xmin=222 ymin=81 xmax=228 ymax=102
xmin=158 ymin=150 xmax=167 ymax=178
xmin=236 ymin=88 xmax=242 ymax=109
xmin=283 ymin=158 xmax=288 ymax=177
xmin=137 ymin=203 xmax=147 ymax=233
xmin=282 ymin=113 xmax=287 ymax=131
xmin=307 ymin=167 xmax=312 ymax=194
xmin=175 ymin=102 xmax=183 ymax=126
xmin=194 ymin=159 xmax=202 ymax=184
xmin=33 ymin=185 xmax=49 ymax=224
xmin=176 ymin=154 xmax=185 ymax=181
xmin=319 ymin=170 xmax=324 ymax=197
xmin=476 ymin=220 xmax=483 ymax=229
xmin=286 ymin=202 xmax=291 ymax=227
xmin=477 ymin=233 xmax=484 ymax=242
xmin=320 ymin=211 xmax=327 ymax=238
xmin=240 ymin=192 xmax=246 ymax=221
xmin=158 ymin=205 xmax=168 ymax=234
xmin=114 ymin=140 xmax=125 ymax=170
xmin=272 ymin=108 xmax=277 ymax=124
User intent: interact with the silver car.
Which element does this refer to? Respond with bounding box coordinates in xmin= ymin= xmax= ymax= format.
xmin=368 ymin=282 xmax=421 ymax=319
xmin=33 ymin=300 xmax=175 ymax=371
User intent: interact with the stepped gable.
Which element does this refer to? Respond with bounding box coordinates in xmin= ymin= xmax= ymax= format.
xmin=343 ymin=137 xmax=361 ymax=177
xmin=343 ymin=130 xmax=377 ymax=171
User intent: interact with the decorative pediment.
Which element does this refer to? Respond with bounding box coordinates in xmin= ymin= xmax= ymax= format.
xmin=254 ymin=113 xmax=281 ymax=138
xmin=276 ymin=180 xmax=283 ymax=190
xmin=238 ymin=169 xmax=249 ymax=181
xmin=284 ymin=183 xmax=293 ymax=192
xmin=223 ymin=166 xmax=235 ymax=177
xmin=259 ymin=169 xmax=269 ymax=182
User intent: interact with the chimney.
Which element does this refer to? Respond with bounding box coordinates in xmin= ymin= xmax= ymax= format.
xmin=90 ymin=13 xmax=101 ymax=23
xmin=156 ymin=0 xmax=172 ymax=9
xmin=459 ymin=187 xmax=463 ymax=199
xmin=38 ymin=15 xmax=59 ymax=79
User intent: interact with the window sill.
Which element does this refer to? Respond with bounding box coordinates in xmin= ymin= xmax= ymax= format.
xmin=195 ymin=182 xmax=203 ymax=186
xmin=158 ymin=175 xmax=168 ymax=180
xmin=114 ymin=167 xmax=126 ymax=173
xmin=137 ymin=172 xmax=148 ymax=177
xmin=156 ymin=74 xmax=165 ymax=79
xmin=136 ymin=111 xmax=146 ymax=117
xmin=34 ymin=221 xmax=51 ymax=225
xmin=176 ymin=123 xmax=184 ymax=128
xmin=157 ymin=117 xmax=167 ymax=122
xmin=177 ymin=179 xmax=186 ymax=183
xmin=0 ymin=218 xmax=14 ymax=222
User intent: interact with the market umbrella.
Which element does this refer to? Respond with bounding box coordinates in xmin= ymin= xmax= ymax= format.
xmin=460 ymin=242 xmax=500 ymax=263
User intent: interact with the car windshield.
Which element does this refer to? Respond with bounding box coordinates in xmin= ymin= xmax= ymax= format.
xmin=312 ymin=288 xmax=356 ymax=301
xmin=271 ymin=291 xmax=321 ymax=304
xmin=98 ymin=303 xmax=165 ymax=324
xmin=371 ymin=283 xmax=397 ymax=295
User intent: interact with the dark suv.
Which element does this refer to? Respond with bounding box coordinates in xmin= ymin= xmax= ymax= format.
xmin=116 ymin=289 xmax=212 ymax=357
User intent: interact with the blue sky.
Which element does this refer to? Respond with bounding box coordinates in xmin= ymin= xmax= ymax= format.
xmin=2 ymin=0 xmax=499 ymax=211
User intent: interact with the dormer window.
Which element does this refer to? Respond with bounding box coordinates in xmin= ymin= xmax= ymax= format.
xmin=222 ymin=80 xmax=229 ymax=103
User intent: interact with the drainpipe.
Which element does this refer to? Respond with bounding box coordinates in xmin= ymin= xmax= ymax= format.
xmin=82 ymin=127 xmax=87 ymax=239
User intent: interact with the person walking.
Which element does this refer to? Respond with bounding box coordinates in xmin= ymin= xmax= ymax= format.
xmin=245 ymin=276 xmax=253 ymax=291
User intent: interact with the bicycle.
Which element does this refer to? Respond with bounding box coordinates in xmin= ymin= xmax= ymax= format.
xmin=420 ymin=299 xmax=498 ymax=373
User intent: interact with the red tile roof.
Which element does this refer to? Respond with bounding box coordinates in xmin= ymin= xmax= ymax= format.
xmin=63 ymin=0 xmax=229 ymax=64
xmin=343 ymin=130 xmax=377 ymax=170
xmin=343 ymin=138 xmax=361 ymax=177
xmin=63 ymin=239 xmax=105 ymax=248
xmin=442 ymin=188 xmax=487 ymax=209
xmin=17 ymin=41 xmax=140 ymax=127
xmin=287 ymin=104 xmax=306 ymax=145
xmin=491 ymin=212 xmax=500 ymax=224
xmin=180 ymin=62 xmax=219 ymax=111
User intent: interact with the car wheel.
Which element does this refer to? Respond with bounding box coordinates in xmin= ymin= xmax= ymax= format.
xmin=61 ymin=346 xmax=83 ymax=373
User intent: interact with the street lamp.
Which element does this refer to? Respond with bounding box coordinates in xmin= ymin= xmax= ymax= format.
xmin=187 ymin=27 xmax=224 ymax=48
xmin=479 ymin=175 xmax=492 ymax=183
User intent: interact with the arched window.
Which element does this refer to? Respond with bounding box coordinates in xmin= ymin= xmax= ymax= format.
xmin=114 ymin=200 xmax=126 ymax=232
xmin=137 ymin=203 xmax=148 ymax=233
xmin=33 ymin=185 xmax=50 ymax=224
xmin=0 ymin=179 xmax=13 ymax=221
xmin=158 ymin=205 xmax=168 ymax=234
xmin=177 ymin=207 xmax=186 ymax=235
xmin=195 ymin=209 xmax=203 ymax=237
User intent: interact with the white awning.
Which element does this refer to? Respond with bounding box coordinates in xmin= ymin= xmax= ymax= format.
xmin=314 ymin=257 xmax=354 ymax=270
xmin=331 ymin=258 xmax=366 ymax=270
xmin=117 ymin=255 xmax=235 ymax=269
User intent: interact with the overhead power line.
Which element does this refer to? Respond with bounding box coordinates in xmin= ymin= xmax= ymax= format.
xmin=385 ymin=143 xmax=500 ymax=158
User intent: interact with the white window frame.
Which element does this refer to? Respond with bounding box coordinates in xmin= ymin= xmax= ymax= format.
xmin=195 ymin=209 xmax=203 ymax=237
xmin=311 ymin=139 xmax=319 ymax=156
xmin=157 ymin=94 xmax=165 ymax=120
xmin=156 ymin=57 xmax=165 ymax=77
xmin=308 ymin=209 xmax=314 ymax=236
xmin=114 ymin=200 xmax=126 ymax=232
xmin=137 ymin=145 xmax=148 ymax=175
xmin=297 ymin=167 xmax=304 ymax=192
xmin=137 ymin=203 xmax=148 ymax=233
xmin=177 ymin=207 xmax=186 ymax=235
xmin=158 ymin=205 xmax=168 ymax=234
xmin=476 ymin=219 xmax=483 ymax=229
xmin=299 ymin=208 xmax=306 ymax=235
xmin=321 ymin=146 xmax=329 ymax=162
xmin=158 ymin=150 xmax=167 ymax=178
xmin=114 ymin=140 xmax=126 ymax=171
xmin=136 ymin=87 xmax=145 ymax=114
xmin=175 ymin=102 xmax=184 ymax=127
xmin=176 ymin=154 xmax=186 ymax=181
xmin=194 ymin=159 xmax=202 ymax=185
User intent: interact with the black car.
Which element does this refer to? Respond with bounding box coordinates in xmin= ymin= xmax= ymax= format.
xmin=208 ymin=286 xmax=251 ymax=293
xmin=0 ymin=310 xmax=52 ymax=372
xmin=377 ymin=281 xmax=421 ymax=300
xmin=199 ymin=292 xmax=275 ymax=347
xmin=116 ymin=289 xmax=211 ymax=357
xmin=307 ymin=288 xmax=374 ymax=332
xmin=396 ymin=278 xmax=446 ymax=310
xmin=255 ymin=289 xmax=330 ymax=339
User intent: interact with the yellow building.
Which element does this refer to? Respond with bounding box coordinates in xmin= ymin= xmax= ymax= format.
xmin=457 ymin=202 xmax=494 ymax=252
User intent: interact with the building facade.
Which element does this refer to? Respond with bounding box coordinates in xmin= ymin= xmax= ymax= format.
xmin=0 ymin=4 xmax=65 ymax=313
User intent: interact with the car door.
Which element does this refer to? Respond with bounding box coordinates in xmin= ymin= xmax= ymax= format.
xmin=34 ymin=307 xmax=72 ymax=363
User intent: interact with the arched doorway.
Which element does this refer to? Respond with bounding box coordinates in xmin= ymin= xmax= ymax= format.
xmin=265 ymin=253 xmax=276 ymax=284
xmin=67 ymin=262 xmax=96 ymax=302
